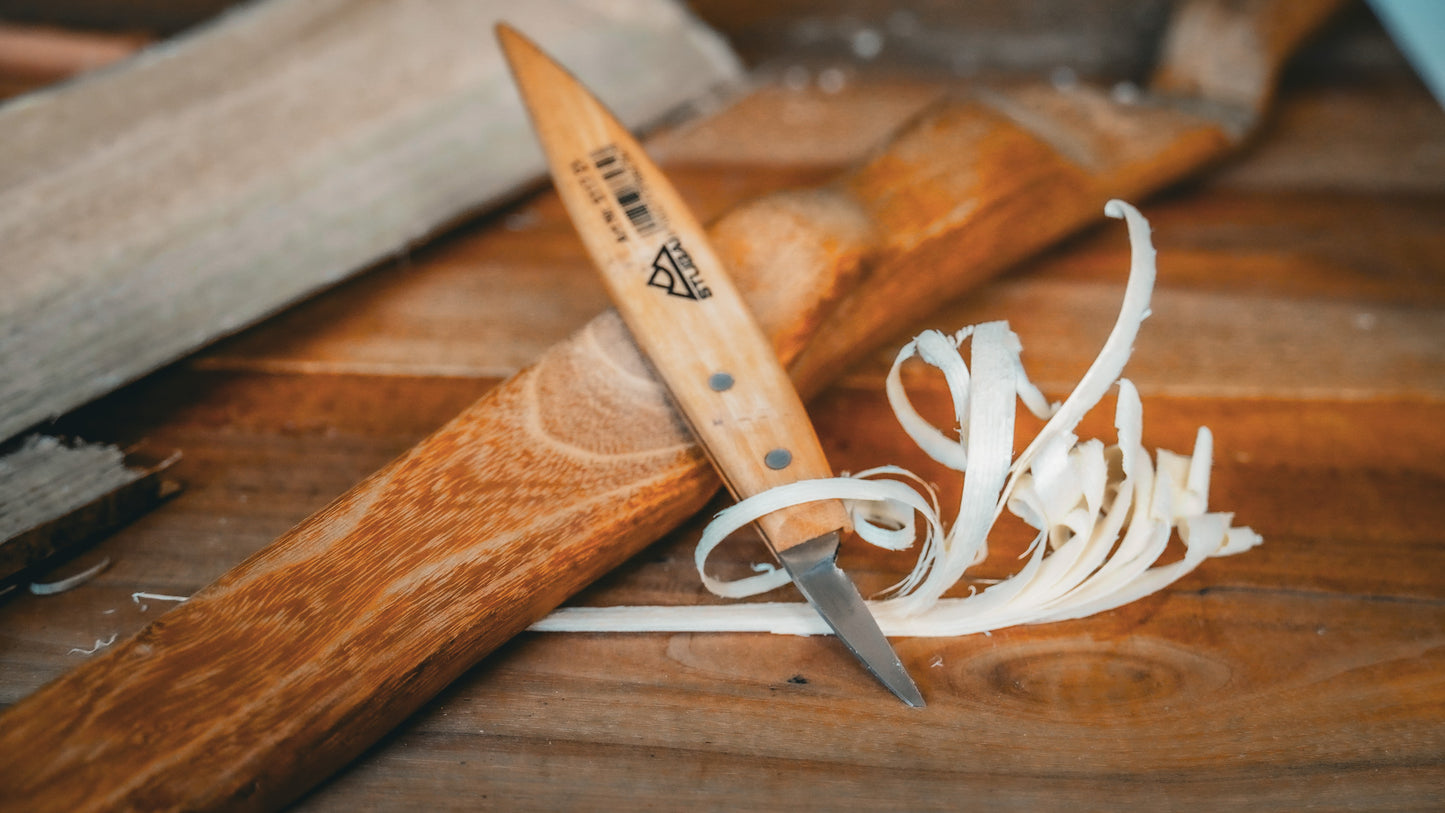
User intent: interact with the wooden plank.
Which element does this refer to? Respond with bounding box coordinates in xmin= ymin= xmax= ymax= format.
xmin=0 ymin=438 xmax=180 ymax=586
xmin=7 ymin=340 xmax=1440 ymax=809
xmin=295 ymin=589 xmax=1443 ymax=811
xmin=0 ymin=0 xmax=740 ymax=444
xmin=1207 ymin=82 xmax=1445 ymax=192
xmin=891 ymin=241 xmax=1445 ymax=399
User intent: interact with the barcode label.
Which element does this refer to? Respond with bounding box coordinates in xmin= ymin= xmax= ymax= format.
xmin=591 ymin=145 xmax=659 ymax=236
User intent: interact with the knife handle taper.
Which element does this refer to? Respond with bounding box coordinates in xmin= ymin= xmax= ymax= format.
xmin=499 ymin=25 xmax=850 ymax=551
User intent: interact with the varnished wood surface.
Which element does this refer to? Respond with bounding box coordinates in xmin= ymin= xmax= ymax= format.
xmin=2 ymin=66 xmax=1442 ymax=813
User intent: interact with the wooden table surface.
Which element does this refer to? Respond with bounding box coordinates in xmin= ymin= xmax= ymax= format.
xmin=3 ymin=61 xmax=1444 ymax=809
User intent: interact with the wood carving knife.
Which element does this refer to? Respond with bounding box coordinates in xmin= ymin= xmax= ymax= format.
xmin=498 ymin=23 xmax=924 ymax=707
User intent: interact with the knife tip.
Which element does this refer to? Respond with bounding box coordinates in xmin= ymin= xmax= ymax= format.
xmin=870 ymin=654 xmax=926 ymax=708
xmin=777 ymin=533 xmax=927 ymax=709
xmin=891 ymin=679 xmax=926 ymax=708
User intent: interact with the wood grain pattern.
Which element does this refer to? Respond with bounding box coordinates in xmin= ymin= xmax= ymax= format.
xmin=0 ymin=64 xmax=1439 ymax=810
xmin=0 ymin=1 xmax=1399 ymax=810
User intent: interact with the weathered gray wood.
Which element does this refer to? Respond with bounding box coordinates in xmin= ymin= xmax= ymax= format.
xmin=0 ymin=0 xmax=740 ymax=443
xmin=0 ymin=437 xmax=180 ymax=584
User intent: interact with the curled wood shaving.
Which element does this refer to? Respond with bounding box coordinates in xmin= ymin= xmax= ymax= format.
xmin=69 ymin=633 xmax=117 ymax=656
xmin=533 ymin=200 xmax=1260 ymax=636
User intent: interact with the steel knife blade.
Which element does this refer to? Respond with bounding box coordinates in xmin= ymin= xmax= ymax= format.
xmin=498 ymin=23 xmax=922 ymax=707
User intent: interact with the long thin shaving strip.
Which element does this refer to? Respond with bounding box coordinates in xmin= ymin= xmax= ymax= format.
xmin=533 ymin=200 xmax=1260 ymax=636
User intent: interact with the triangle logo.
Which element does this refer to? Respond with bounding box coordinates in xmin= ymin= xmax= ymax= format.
xmin=649 ymin=243 xmax=699 ymax=299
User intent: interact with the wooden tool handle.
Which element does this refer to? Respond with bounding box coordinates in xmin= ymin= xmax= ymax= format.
xmin=0 ymin=3 xmax=1342 ymax=809
xmin=500 ymin=25 xmax=849 ymax=550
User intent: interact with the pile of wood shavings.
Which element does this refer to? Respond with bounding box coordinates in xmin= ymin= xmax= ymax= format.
xmin=533 ymin=200 xmax=1260 ymax=637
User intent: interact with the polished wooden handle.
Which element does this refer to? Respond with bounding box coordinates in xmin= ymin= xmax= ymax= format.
xmin=500 ymin=25 xmax=849 ymax=550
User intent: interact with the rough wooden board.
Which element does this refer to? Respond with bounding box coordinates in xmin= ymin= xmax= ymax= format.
xmin=0 ymin=437 xmax=180 ymax=584
xmin=0 ymin=0 xmax=740 ymax=443
xmin=0 ymin=438 xmax=136 ymax=544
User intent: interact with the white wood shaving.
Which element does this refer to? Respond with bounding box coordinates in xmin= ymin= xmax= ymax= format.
xmin=533 ymin=200 xmax=1261 ymax=636
xmin=69 ymin=633 xmax=117 ymax=656
xmin=131 ymin=591 xmax=190 ymax=612
xmin=29 ymin=557 xmax=111 ymax=596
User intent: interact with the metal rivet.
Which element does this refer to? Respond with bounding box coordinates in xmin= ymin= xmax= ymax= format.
xmin=764 ymin=448 xmax=793 ymax=470
xmin=708 ymin=372 xmax=734 ymax=392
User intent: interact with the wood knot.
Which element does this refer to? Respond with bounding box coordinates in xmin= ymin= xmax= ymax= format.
xmin=966 ymin=638 xmax=1230 ymax=720
xmin=990 ymin=650 xmax=1180 ymax=713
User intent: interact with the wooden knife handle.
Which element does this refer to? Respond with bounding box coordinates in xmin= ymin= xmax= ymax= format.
xmin=571 ymin=156 xmax=853 ymax=550
xmin=501 ymin=25 xmax=849 ymax=550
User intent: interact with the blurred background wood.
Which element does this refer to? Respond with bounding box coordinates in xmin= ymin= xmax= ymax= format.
xmin=0 ymin=0 xmax=1440 ymax=809
xmin=0 ymin=21 xmax=146 ymax=98
xmin=0 ymin=1 xmax=234 ymax=34
xmin=0 ymin=0 xmax=1407 ymax=79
